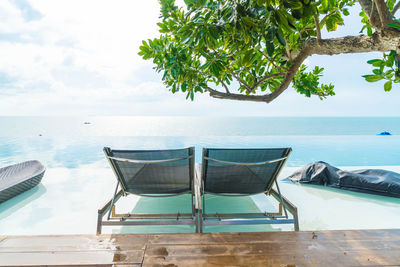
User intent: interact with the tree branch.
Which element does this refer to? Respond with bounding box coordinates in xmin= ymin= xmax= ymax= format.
xmin=206 ymin=45 xmax=311 ymax=103
xmin=206 ymin=32 xmax=400 ymax=103
xmin=370 ymin=0 xmax=375 ymax=21
xmin=248 ymin=72 xmax=286 ymax=93
xmin=285 ymin=38 xmax=293 ymax=62
xmin=217 ymin=77 xmax=230 ymax=93
xmin=358 ymin=0 xmax=381 ymax=28
xmin=374 ymin=0 xmax=394 ymax=27
xmin=306 ymin=32 xmax=400 ymax=55
xmin=243 ymin=65 xmax=257 ymax=82
xmin=225 ymin=66 xmax=252 ymax=91
xmin=206 ymin=87 xmax=273 ymax=102
xmin=259 ymin=50 xmax=289 ymax=71
xmin=393 ymin=1 xmax=400 ymax=14
xmin=313 ymin=14 xmax=322 ymax=41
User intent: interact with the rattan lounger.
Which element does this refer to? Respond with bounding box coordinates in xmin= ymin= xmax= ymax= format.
xmin=0 ymin=160 xmax=46 ymax=203
xmin=199 ymin=148 xmax=299 ymax=232
xmin=97 ymin=147 xmax=199 ymax=234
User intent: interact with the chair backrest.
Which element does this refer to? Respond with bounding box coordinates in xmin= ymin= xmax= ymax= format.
xmin=104 ymin=147 xmax=194 ymax=196
xmin=202 ymin=148 xmax=291 ymax=195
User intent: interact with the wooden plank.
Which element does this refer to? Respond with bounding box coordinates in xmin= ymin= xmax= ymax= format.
xmin=0 ymin=235 xmax=146 ymax=266
xmin=0 ymin=250 xmax=143 ymax=266
xmin=0 ymin=234 xmax=150 ymax=248
xmin=146 ymin=229 xmax=400 ymax=245
xmin=144 ymin=241 xmax=400 ymax=257
xmin=0 ymin=229 xmax=399 ymax=266
xmin=142 ymin=251 xmax=400 ymax=267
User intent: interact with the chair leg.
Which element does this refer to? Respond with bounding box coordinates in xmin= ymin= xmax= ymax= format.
xmin=107 ymin=181 xmax=120 ymax=220
xmin=269 ymin=188 xmax=300 ymax=232
xmin=191 ymin=193 xmax=195 ymax=217
xmin=293 ymin=207 xmax=300 ymax=232
xmin=199 ymin=211 xmax=203 ymax=233
xmin=96 ymin=212 xmax=103 ymax=235
xmin=195 ymin=211 xmax=199 ymax=233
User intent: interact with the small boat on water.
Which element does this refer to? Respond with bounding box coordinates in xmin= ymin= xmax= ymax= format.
xmin=0 ymin=160 xmax=46 ymax=203
xmin=378 ymin=131 xmax=392 ymax=135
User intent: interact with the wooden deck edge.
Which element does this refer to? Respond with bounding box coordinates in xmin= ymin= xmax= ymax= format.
xmin=0 ymin=229 xmax=400 ymax=266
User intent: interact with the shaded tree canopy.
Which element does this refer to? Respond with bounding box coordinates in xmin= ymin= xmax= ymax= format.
xmin=139 ymin=0 xmax=400 ymax=103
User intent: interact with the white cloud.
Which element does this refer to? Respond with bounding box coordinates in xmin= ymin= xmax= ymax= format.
xmin=0 ymin=1 xmax=398 ymax=116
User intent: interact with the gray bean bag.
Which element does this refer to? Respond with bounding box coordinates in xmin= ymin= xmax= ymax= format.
xmin=288 ymin=161 xmax=400 ymax=197
xmin=0 ymin=160 xmax=46 ymax=203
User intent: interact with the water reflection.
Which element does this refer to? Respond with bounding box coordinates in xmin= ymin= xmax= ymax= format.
xmin=291 ymin=183 xmax=400 ymax=206
xmin=0 ymin=184 xmax=47 ymax=219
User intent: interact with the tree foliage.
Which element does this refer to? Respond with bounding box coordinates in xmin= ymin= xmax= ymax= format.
xmin=139 ymin=0 xmax=400 ymax=103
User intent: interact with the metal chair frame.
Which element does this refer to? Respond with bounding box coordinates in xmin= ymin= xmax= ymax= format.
xmin=97 ymin=147 xmax=199 ymax=234
xmin=198 ymin=148 xmax=299 ymax=233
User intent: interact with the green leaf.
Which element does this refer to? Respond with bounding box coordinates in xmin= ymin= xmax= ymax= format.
xmin=321 ymin=0 xmax=328 ymax=10
xmin=386 ymin=56 xmax=394 ymax=67
xmin=266 ymin=42 xmax=274 ymax=56
xmin=384 ymin=80 xmax=393 ymax=91
xmin=242 ymin=17 xmax=255 ymax=26
xmin=372 ymin=60 xmax=384 ymax=67
xmin=372 ymin=69 xmax=382 ymax=75
xmin=256 ymin=0 xmax=265 ymax=6
xmin=387 ymin=23 xmax=400 ymax=29
xmin=367 ymin=59 xmax=382 ymax=65
xmin=287 ymin=0 xmax=303 ymax=10
xmin=275 ymin=31 xmax=286 ymax=46
xmin=363 ymin=75 xmax=384 ymax=82
xmin=367 ymin=27 xmax=373 ymax=36
xmin=181 ymin=82 xmax=187 ymax=92
xmin=266 ymin=27 xmax=276 ymax=41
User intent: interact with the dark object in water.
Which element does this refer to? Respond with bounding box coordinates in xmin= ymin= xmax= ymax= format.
xmin=0 ymin=160 xmax=46 ymax=203
xmin=288 ymin=161 xmax=400 ymax=197
xmin=84 ymin=122 xmax=91 ymax=125
xmin=378 ymin=131 xmax=391 ymax=135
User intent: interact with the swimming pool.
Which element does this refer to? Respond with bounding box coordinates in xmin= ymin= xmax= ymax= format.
xmin=1 ymin=117 xmax=399 ymax=235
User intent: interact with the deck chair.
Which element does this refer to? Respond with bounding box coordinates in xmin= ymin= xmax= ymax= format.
xmin=97 ymin=147 xmax=199 ymax=234
xmin=199 ymin=148 xmax=299 ymax=233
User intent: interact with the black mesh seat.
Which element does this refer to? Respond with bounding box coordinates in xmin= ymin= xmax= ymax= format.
xmin=203 ymin=148 xmax=291 ymax=195
xmin=199 ymin=147 xmax=299 ymax=232
xmin=107 ymin=148 xmax=193 ymax=196
xmin=97 ymin=147 xmax=198 ymax=234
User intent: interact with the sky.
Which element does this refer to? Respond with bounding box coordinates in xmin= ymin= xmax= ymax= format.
xmin=0 ymin=0 xmax=399 ymax=116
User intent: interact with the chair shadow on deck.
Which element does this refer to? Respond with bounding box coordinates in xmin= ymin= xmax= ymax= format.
xmin=0 ymin=184 xmax=46 ymax=219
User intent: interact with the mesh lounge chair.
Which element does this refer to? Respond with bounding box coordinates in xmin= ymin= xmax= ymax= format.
xmin=199 ymin=148 xmax=299 ymax=233
xmin=97 ymin=147 xmax=199 ymax=234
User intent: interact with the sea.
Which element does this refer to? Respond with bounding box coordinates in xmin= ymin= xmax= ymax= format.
xmin=1 ymin=116 xmax=400 ymax=235
xmin=1 ymin=116 xmax=400 ymax=167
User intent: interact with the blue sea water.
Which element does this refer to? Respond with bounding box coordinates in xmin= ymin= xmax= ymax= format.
xmin=1 ymin=116 xmax=400 ymax=167
xmin=1 ymin=116 xmax=400 ymax=235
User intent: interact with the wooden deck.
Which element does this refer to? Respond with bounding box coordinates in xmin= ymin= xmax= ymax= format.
xmin=1 ymin=229 xmax=400 ymax=266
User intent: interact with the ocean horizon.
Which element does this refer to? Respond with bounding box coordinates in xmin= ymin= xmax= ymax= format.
xmin=1 ymin=116 xmax=400 ymax=167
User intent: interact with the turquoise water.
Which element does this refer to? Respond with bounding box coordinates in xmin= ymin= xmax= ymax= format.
xmin=1 ymin=116 xmax=400 ymax=235
xmin=2 ymin=136 xmax=400 ymax=167
xmin=1 ymin=116 xmax=400 ymax=167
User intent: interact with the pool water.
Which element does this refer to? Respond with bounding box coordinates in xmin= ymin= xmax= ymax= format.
xmin=0 ymin=116 xmax=399 ymax=235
